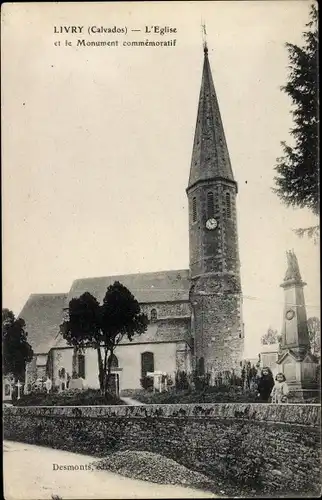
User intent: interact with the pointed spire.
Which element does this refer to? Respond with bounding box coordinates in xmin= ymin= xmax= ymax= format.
xmin=188 ymin=43 xmax=235 ymax=190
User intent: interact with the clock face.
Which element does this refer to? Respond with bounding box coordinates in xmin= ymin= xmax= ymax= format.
xmin=286 ymin=309 xmax=295 ymax=320
xmin=206 ymin=218 xmax=218 ymax=230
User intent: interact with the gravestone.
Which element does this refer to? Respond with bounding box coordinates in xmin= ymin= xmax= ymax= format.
xmin=69 ymin=377 xmax=84 ymax=391
xmin=146 ymin=371 xmax=167 ymax=392
xmin=45 ymin=377 xmax=52 ymax=394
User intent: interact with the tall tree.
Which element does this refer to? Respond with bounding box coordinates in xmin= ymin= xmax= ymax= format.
xmin=261 ymin=327 xmax=282 ymax=346
xmin=60 ymin=282 xmax=148 ymax=395
xmin=2 ymin=308 xmax=34 ymax=382
xmin=307 ymin=316 xmax=321 ymax=357
xmin=273 ymin=4 xmax=319 ymax=241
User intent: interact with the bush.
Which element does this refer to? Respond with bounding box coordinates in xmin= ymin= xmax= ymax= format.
xmin=193 ymin=369 xmax=211 ymax=392
xmin=120 ymin=386 xmax=259 ymax=404
xmin=16 ymin=388 xmax=124 ymax=406
xmin=140 ymin=376 xmax=153 ymax=391
xmin=175 ymin=371 xmax=190 ymax=391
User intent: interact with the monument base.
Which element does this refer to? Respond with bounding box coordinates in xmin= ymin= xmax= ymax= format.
xmin=288 ymin=384 xmax=320 ymax=403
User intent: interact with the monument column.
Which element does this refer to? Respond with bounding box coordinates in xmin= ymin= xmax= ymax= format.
xmin=277 ymin=250 xmax=319 ymax=402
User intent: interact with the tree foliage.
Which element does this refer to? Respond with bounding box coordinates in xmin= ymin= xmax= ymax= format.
xmin=307 ymin=316 xmax=321 ymax=357
xmin=60 ymin=281 xmax=148 ymax=395
xmin=261 ymin=327 xmax=282 ymax=346
xmin=273 ymin=4 xmax=319 ymax=234
xmin=2 ymin=308 xmax=34 ymax=381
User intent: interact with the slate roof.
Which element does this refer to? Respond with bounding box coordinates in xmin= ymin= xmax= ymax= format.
xmin=65 ymin=269 xmax=190 ymax=306
xmin=18 ymin=294 xmax=67 ymax=354
xmin=18 ymin=269 xmax=191 ymax=355
xmin=188 ymin=46 xmax=235 ymax=190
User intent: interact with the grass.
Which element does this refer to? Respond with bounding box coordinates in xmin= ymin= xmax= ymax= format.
xmin=16 ymin=388 xmax=124 ymax=406
xmin=120 ymin=386 xmax=260 ymax=404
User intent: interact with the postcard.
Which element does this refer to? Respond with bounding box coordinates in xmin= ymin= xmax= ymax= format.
xmin=2 ymin=2 xmax=320 ymax=499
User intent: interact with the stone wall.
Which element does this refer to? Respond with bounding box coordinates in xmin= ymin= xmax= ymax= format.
xmin=3 ymin=403 xmax=321 ymax=496
xmin=141 ymin=302 xmax=191 ymax=320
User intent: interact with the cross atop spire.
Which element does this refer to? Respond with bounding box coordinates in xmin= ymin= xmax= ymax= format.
xmin=201 ymin=21 xmax=208 ymax=54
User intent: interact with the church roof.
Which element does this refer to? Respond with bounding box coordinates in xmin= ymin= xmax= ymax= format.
xmin=18 ymin=293 xmax=67 ymax=354
xmin=188 ymin=45 xmax=235 ymax=190
xmin=65 ymin=269 xmax=190 ymax=306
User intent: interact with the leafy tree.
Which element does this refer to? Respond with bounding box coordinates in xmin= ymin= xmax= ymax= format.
xmin=273 ymin=4 xmax=319 ymax=241
xmin=60 ymin=282 xmax=148 ymax=395
xmin=261 ymin=327 xmax=282 ymax=345
xmin=307 ymin=316 xmax=321 ymax=357
xmin=2 ymin=308 xmax=34 ymax=382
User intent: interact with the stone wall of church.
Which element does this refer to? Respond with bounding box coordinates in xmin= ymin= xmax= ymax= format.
xmin=155 ymin=318 xmax=191 ymax=341
xmin=52 ymin=348 xmax=74 ymax=386
xmin=192 ymin=275 xmax=244 ymax=374
xmin=4 ymin=403 xmax=320 ymax=497
xmin=141 ymin=301 xmax=191 ymax=321
xmin=25 ymin=357 xmax=37 ymax=385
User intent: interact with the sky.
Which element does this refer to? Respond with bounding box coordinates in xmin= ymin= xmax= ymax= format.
xmin=2 ymin=1 xmax=319 ymax=358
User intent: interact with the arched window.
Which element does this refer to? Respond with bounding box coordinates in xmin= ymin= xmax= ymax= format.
xmin=150 ymin=308 xmax=157 ymax=322
xmin=207 ymin=192 xmax=214 ymax=219
xmin=108 ymin=354 xmax=119 ymax=369
xmin=192 ymin=197 xmax=197 ymax=222
xmin=141 ymin=351 xmax=154 ymax=378
xmin=226 ymin=192 xmax=231 ymax=218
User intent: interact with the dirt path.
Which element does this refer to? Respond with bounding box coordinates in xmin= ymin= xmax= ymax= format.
xmin=120 ymin=396 xmax=146 ymax=405
xmin=3 ymin=441 xmax=218 ymax=499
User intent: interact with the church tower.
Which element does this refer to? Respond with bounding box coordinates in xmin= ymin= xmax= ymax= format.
xmin=187 ymin=44 xmax=244 ymax=375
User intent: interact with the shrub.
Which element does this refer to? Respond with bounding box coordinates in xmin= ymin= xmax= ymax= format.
xmin=119 ymin=386 xmax=259 ymax=404
xmin=140 ymin=376 xmax=153 ymax=391
xmin=175 ymin=371 xmax=190 ymax=391
xmin=16 ymin=388 xmax=123 ymax=406
xmin=192 ymin=369 xmax=211 ymax=392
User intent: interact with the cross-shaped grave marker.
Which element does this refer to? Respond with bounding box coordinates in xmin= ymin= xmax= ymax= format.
xmin=146 ymin=371 xmax=167 ymax=393
xmin=15 ymin=380 xmax=23 ymax=400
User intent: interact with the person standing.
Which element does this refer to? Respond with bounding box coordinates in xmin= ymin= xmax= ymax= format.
xmin=270 ymin=373 xmax=289 ymax=403
xmin=257 ymin=367 xmax=275 ymax=402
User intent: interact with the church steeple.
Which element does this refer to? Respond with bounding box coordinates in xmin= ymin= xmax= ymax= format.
xmin=187 ymin=44 xmax=244 ymax=375
xmin=188 ymin=45 xmax=235 ymax=190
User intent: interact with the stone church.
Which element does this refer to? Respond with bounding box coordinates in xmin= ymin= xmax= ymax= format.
xmin=21 ymin=44 xmax=245 ymax=392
